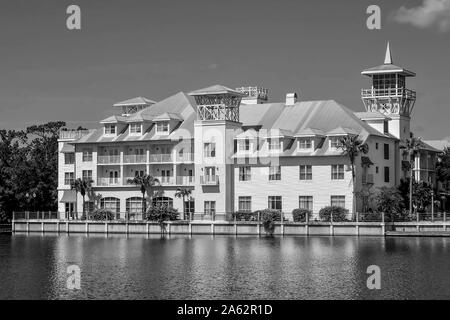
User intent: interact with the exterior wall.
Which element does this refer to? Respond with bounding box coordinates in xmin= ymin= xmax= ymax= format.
xmin=234 ymin=156 xmax=354 ymax=218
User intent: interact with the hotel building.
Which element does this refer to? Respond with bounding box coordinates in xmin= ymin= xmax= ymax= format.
xmin=58 ymin=44 xmax=439 ymax=220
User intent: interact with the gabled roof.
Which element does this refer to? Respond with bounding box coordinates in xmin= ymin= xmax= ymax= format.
xmin=258 ymin=129 xmax=293 ymax=138
xmin=294 ymin=128 xmax=325 ymax=137
xmin=418 ymin=141 xmax=441 ymax=153
xmin=326 ymin=126 xmax=358 ymax=136
xmin=153 ymin=112 xmax=183 ymax=121
xmin=100 ymin=114 xmax=127 ymax=124
xmin=73 ymin=92 xmax=196 ymax=144
xmin=354 ymin=111 xmax=391 ymax=121
xmin=113 ymin=96 xmax=156 ymax=107
xmin=424 ymin=139 xmax=450 ymax=151
xmin=188 ymin=84 xmax=245 ymax=96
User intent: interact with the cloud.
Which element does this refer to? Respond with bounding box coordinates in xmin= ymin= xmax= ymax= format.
xmin=207 ymin=63 xmax=219 ymax=70
xmin=393 ymin=0 xmax=450 ymax=32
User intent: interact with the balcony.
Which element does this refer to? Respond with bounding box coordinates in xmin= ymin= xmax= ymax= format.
xmin=97 ymin=177 xmax=121 ymax=187
xmin=200 ymin=175 xmax=219 ymax=185
xmin=149 ymin=153 xmax=172 ymax=163
xmin=361 ymin=88 xmax=416 ymax=100
xmin=362 ymin=174 xmax=374 ymax=185
xmin=59 ymin=129 xmax=89 ymax=140
xmin=98 ymin=155 xmax=120 ymax=164
xmin=176 ymin=176 xmax=195 ymax=185
xmin=123 ymin=154 xmax=147 ymax=164
xmin=175 ymin=153 xmax=194 ymax=163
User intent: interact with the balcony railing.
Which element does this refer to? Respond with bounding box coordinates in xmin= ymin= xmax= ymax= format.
xmin=176 ymin=176 xmax=195 ymax=185
xmin=200 ymin=175 xmax=219 ymax=185
xmin=123 ymin=154 xmax=147 ymax=163
xmin=97 ymin=155 xmax=120 ymax=164
xmin=59 ymin=129 xmax=90 ymax=140
xmin=176 ymin=153 xmax=194 ymax=163
xmin=361 ymin=88 xmax=416 ymax=99
xmin=97 ymin=177 xmax=121 ymax=186
xmin=149 ymin=153 xmax=172 ymax=163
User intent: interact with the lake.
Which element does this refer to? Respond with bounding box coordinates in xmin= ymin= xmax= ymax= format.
xmin=1 ymin=234 xmax=449 ymax=299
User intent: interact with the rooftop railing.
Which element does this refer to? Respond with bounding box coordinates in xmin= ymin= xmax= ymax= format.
xmin=59 ymin=129 xmax=90 ymax=140
xmin=361 ymin=88 xmax=416 ymax=99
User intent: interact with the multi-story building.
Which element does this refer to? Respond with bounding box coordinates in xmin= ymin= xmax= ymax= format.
xmin=57 ymin=44 xmax=439 ymax=220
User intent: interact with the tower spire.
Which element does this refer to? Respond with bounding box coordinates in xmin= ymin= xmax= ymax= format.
xmin=384 ymin=42 xmax=393 ymax=64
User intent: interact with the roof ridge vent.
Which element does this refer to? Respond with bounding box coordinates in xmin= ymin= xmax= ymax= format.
xmin=286 ymin=92 xmax=298 ymax=106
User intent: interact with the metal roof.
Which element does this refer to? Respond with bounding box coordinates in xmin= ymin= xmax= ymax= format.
xmin=188 ymin=84 xmax=245 ymax=96
xmin=113 ymin=96 xmax=157 ymax=107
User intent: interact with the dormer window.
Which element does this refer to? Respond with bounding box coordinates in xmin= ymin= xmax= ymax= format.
xmin=330 ymin=137 xmax=341 ymax=149
xmin=298 ymin=138 xmax=312 ymax=150
xmin=130 ymin=123 xmax=142 ymax=135
xmin=105 ymin=125 xmax=116 ymax=135
xmin=156 ymin=122 xmax=169 ymax=133
xmin=268 ymin=138 xmax=282 ymax=151
xmin=238 ymin=139 xmax=251 ymax=152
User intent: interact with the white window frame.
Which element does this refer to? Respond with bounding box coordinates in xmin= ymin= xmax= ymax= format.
xmin=331 ymin=164 xmax=344 ymax=180
xmin=239 ymin=166 xmax=251 ymax=181
xmin=238 ymin=196 xmax=252 ymax=212
xmin=299 ymin=165 xmax=312 ymax=180
xmin=105 ymin=125 xmax=116 ymax=135
xmin=204 ymin=142 xmax=216 ymax=157
xmin=129 ymin=123 xmax=142 ymax=135
xmin=204 ymin=201 xmax=216 ymax=216
xmin=82 ymin=148 xmax=92 ymax=162
xmin=156 ymin=122 xmax=169 ymax=133
xmin=269 ymin=166 xmax=281 ymax=181
xmin=268 ymin=196 xmax=282 ymax=211
xmin=299 ymin=196 xmax=313 ymax=211
xmin=298 ymin=138 xmax=312 ymax=150
xmin=331 ymin=195 xmax=345 ymax=208
xmin=64 ymin=172 xmax=74 ymax=185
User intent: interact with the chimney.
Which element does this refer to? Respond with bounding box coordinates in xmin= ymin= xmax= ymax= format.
xmin=286 ymin=92 xmax=298 ymax=106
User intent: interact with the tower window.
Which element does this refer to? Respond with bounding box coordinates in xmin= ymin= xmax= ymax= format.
xmin=105 ymin=125 xmax=116 ymax=135
xmin=204 ymin=142 xmax=216 ymax=157
xmin=156 ymin=122 xmax=169 ymax=133
xmin=384 ymin=166 xmax=390 ymax=183
xmin=384 ymin=144 xmax=390 ymax=160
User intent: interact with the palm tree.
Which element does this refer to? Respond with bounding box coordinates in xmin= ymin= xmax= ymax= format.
xmin=175 ymin=187 xmax=192 ymax=220
xmin=127 ymin=174 xmax=160 ymax=216
xmin=71 ymin=178 xmax=93 ymax=220
xmin=401 ymin=136 xmax=422 ymax=219
xmin=337 ymin=135 xmax=369 ymax=214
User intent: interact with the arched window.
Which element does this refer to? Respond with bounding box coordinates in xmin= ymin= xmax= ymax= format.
xmin=100 ymin=197 xmax=120 ymax=214
xmin=126 ymin=197 xmax=143 ymax=214
xmin=152 ymin=196 xmax=173 ymax=207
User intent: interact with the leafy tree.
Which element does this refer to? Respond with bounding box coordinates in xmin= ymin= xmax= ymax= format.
xmin=375 ymin=186 xmax=406 ymax=221
xmin=128 ymin=174 xmax=160 ymax=214
xmin=146 ymin=204 xmax=179 ymax=233
xmin=174 ymin=187 xmax=192 ymax=220
xmin=437 ymin=147 xmax=450 ymax=191
xmin=337 ymin=135 xmax=369 ymax=213
xmin=292 ymin=208 xmax=311 ymax=222
xmin=71 ymin=178 xmax=93 ymax=219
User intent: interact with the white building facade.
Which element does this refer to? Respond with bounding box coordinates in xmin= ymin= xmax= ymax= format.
xmin=57 ymin=44 xmax=437 ymax=220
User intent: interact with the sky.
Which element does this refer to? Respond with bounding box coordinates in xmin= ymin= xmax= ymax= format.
xmin=0 ymin=0 xmax=449 ymax=140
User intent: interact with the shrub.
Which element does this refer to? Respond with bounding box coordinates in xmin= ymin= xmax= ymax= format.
xmin=232 ymin=211 xmax=258 ymax=221
xmin=292 ymin=208 xmax=311 ymax=222
xmin=145 ymin=204 xmax=179 ymax=222
xmin=0 ymin=211 xmax=8 ymax=223
xmin=318 ymin=206 xmax=348 ymax=222
xmin=359 ymin=212 xmax=382 ymax=222
xmin=90 ymin=209 xmax=115 ymax=221
xmin=255 ymin=209 xmax=282 ymax=236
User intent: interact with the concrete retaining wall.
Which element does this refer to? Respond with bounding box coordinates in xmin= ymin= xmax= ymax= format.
xmin=12 ymin=220 xmax=387 ymax=236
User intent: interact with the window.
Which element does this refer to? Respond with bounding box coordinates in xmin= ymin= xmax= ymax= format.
xmin=298 ymin=139 xmax=312 ymax=149
xmin=100 ymin=197 xmax=120 ymax=215
xmin=384 ymin=166 xmax=390 ymax=183
xmin=239 ymin=166 xmax=251 ymax=181
xmin=65 ymin=203 xmax=75 ymax=216
xmin=83 ymin=201 xmax=94 ymax=214
xmin=82 ymin=170 xmax=92 ymax=182
xmin=64 ymin=153 xmax=75 ymax=165
xmin=384 ymin=144 xmax=390 ymax=160
xmin=299 ymin=196 xmax=313 ymax=211
xmin=268 ymin=196 xmax=282 ymax=211
xmin=64 ymin=172 xmax=74 ymax=185
xmin=161 ymin=170 xmax=171 ymax=183
xmin=184 ymin=200 xmax=195 ymax=218
xmin=130 ymin=123 xmax=142 ymax=134
xmin=330 ymin=137 xmax=340 ymax=149
xmin=238 ymin=139 xmax=251 ymax=151
xmin=153 ymin=197 xmax=173 ymax=207
xmin=375 ymin=143 xmax=379 ymax=150
xmin=204 ymin=201 xmax=216 ymax=216
xmin=126 ymin=197 xmax=143 ymax=215
xmin=299 ymin=165 xmax=312 ymax=180
xmin=105 ymin=125 xmax=116 ymax=135
xmin=156 ymin=122 xmax=169 ymax=133
xmin=331 ymin=195 xmax=345 ymax=208
xmin=376 ymin=166 xmax=379 ymax=174
xmin=383 ymin=121 xmax=389 ymax=134
xmin=331 ymin=164 xmax=344 ymax=180
xmin=82 ymin=149 xmax=92 ymax=162
xmin=268 ymin=138 xmax=282 ymax=151
xmin=269 ymin=166 xmax=281 ymax=181
xmin=238 ymin=196 xmax=252 ymax=212
xmin=204 ymin=142 xmax=216 ymax=157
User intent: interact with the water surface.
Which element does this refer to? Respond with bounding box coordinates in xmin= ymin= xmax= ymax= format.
xmin=1 ymin=234 xmax=449 ymax=299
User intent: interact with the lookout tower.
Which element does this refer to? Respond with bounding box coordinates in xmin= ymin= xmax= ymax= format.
xmin=235 ymin=86 xmax=268 ymax=104
xmin=361 ymin=42 xmax=416 ymax=142
xmin=189 ymin=85 xmax=245 ymax=122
